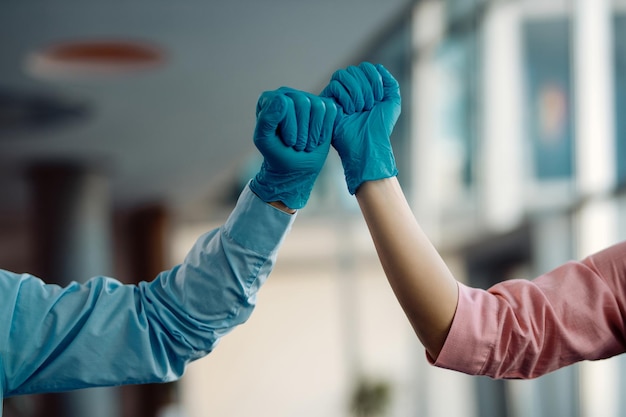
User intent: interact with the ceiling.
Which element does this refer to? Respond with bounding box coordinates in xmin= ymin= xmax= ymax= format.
xmin=0 ymin=0 xmax=414 ymax=220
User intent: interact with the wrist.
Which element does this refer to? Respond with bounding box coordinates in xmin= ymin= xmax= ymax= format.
xmin=248 ymin=180 xmax=296 ymax=214
xmin=268 ymin=201 xmax=297 ymax=214
xmin=355 ymin=176 xmax=397 ymax=196
xmin=250 ymin=169 xmax=317 ymax=210
xmin=339 ymin=148 xmax=398 ymax=195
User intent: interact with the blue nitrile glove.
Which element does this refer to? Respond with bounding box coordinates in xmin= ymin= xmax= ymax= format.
xmin=250 ymin=87 xmax=337 ymax=210
xmin=321 ymin=62 xmax=401 ymax=195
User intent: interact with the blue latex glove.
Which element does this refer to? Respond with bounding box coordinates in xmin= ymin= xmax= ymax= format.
xmin=250 ymin=87 xmax=337 ymax=209
xmin=321 ymin=62 xmax=401 ymax=194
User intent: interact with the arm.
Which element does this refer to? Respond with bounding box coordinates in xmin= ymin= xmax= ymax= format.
xmin=355 ymin=177 xmax=458 ymax=359
xmin=1 ymin=184 xmax=295 ymax=396
xmin=435 ymin=241 xmax=626 ymax=379
xmin=326 ymin=62 xmax=626 ymax=379
xmin=322 ymin=63 xmax=456 ymax=358
xmin=358 ymin=178 xmax=626 ymax=378
xmin=1 ymin=87 xmax=335 ymax=396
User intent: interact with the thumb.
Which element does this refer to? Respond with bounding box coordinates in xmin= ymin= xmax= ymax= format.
xmin=376 ymin=64 xmax=400 ymax=104
xmin=255 ymin=92 xmax=288 ymax=141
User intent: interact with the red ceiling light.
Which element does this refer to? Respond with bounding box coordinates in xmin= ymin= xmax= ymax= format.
xmin=26 ymin=39 xmax=166 ymax=79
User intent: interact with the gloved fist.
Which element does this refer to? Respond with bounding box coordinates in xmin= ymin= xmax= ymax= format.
xmin=250 ymin=87 xmax=337 ymax=210
xmin=321 ymin=62 xmax=401 ymax=195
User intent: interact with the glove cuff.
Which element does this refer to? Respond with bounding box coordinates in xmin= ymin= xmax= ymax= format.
xmin=250 ymin=170 xmax=318 ymax=210
xmin=343 ymin=151 xmax=398 ymax=195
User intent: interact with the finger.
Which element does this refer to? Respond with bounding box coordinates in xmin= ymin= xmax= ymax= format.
xmin=376 ymin=64 xmax=401 ymax=103
xmin=319 ymin=82 xmax=332 ymax=99
xmin=335 ymin=66 xmax=364 ymax=112
xmin=284 ymin=91 xmax=311 ymax=152
xmin=348 ymin=65 xmax=374 ymax=111
xmin=319 ymin=98 xmax=337 ymax=149
xmin=306 ymin=96 xmax=326 ymax=151
xmin=360 ymin=62 xmax=383 ymax=103
xmin=255 ymin=92 xmax=287 ymax=141
xmin=256 ymin=90 xmax=273 ymax=118
xmin=278 ymin=95 xmax=297 ymax=147
xmin=322 ymin=79 xmax=354 ymax=115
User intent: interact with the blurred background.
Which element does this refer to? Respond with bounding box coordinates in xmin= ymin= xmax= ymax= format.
xmin=1 ymin=0 xmax=626 ymax=416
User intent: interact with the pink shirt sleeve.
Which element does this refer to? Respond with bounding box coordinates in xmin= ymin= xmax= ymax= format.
xmin=432 ymin=240 xmax=626 ymax=379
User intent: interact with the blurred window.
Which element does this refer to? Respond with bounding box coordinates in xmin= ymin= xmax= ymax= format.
xmin=614 ymin=14 xmax=626 ymax=186
xmin=523 ymin=18 xmax=574 ymax=181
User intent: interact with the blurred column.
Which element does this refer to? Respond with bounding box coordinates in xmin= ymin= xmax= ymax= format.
xmin=468 ymin=1 xmax=597 ymax=416
xmin=411 ymin=3 xmax=477 ymax=417
xmin=410 ymin=3 xmax=443 ymax=416
xmin=28 ymin=162 xmax=119 ymax=417
xmin=411 ymin=0 xmax=446 ymax=243
xmin=574 ymin=0 xmax=616 ymax=202
xmin=573 ymin=0 xmax=618 ymax=255
xmin=573 ymin=1 xmax=620 ymax=417
xmin=120 ymin=204 xmax=181 ymax=417
xmin=479 ymin=1 xmax=525 ymax=232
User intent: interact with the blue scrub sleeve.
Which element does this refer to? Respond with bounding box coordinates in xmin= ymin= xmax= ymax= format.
xmin=0 ymin=184 xmax=295 ymax=396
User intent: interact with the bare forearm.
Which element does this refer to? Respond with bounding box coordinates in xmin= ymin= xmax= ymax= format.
xmin=355 ymin=177 xmax=459 ymax=358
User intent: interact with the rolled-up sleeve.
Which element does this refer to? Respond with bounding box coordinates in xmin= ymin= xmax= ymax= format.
xmin=432 ymin=241 xmax=626 ymax=379
xmin=1 ymin=184 xmax=295 ymax=396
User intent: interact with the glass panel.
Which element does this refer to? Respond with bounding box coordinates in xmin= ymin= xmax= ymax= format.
xmin=523 ymin=18 xmax=574 ymax=180
xmin=436 ymin=32 xmax=480 ymax=188
xmin=614 ymin=14 xmax=626 ymax=186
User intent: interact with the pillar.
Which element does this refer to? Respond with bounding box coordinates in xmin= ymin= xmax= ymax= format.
xmin=573 ymin=1 xmax=620 ymax=416
xmin=28 ymin=162 xmax=119 ymax=417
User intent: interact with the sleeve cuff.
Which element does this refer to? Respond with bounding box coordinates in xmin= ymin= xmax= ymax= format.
xmin=222 ymin=182 xmax=297 ymax=256
xmin=428 ymin=282 xmax=496 ymax=376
